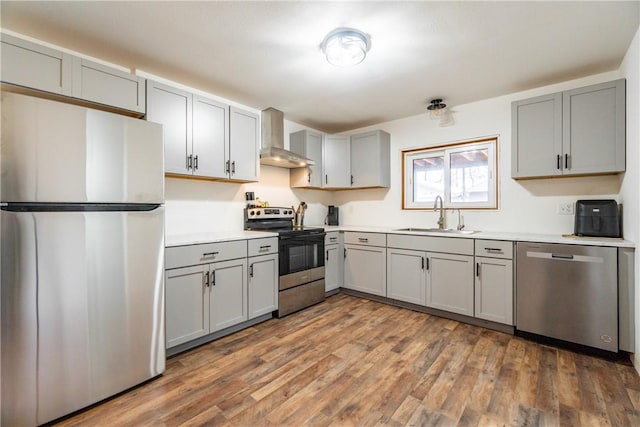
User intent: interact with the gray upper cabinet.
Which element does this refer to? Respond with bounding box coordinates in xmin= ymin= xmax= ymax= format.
xmin=563 ymin=80 xmax=626 ymax=176
xmin=147 ymin=81 xmax=259 ymax=182
xmin=290 ymin=130 xmax=324 ymax=188
xmin=1 ymin=34 xmax=144 ymax=114
xmin=71 ymin=57 xmax=146 ymax=114
xmin=1 ymin=33 xmax=72 ymax=96
xmin=511 ymin=93 xmax=562 ymax=178
xmin=350 ymin=130 xmax=390 ymax=188
xmin=146 ymin=81 xmax=193 ymax=175
xmin=323 ymin=135 xmax=351 ymax=188
xmin=512 ymin=79 xmax=625 ymax=178
xmin=229 ymin=106 xmax=260 ymax=182
xmin=193 ymin=95 xmax=229 ymax=178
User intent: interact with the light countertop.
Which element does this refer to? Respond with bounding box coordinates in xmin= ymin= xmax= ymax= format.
xmin=322 ymin=225 xmax=635 ymax=248
xmin=166 ymin=230 xmax=277 ymax=247
xmin=166 ymin=226 xmax=634 ymax=249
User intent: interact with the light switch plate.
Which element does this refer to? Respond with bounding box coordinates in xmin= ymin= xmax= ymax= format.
xmin=557 ymin=202 xmax=574 ymax=215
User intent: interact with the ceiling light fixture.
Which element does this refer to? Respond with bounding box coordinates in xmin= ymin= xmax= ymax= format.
xmin=427 ymin=98 xmax=447 ymax=120
xmin=320 ymin=27 xmax=371 ymax=67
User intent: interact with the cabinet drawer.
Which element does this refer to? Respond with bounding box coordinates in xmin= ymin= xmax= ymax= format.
xmin=343 ymin=231 xmax=386 ymax=247
xmin=248 ymin=237 xmax=278 ymax=257
xmin=325 ymin=231 xmax=341 ymax=245
xmin=475 ymin=240 xmax=513 ymax=259
xmin=166 ymin=240 xmax=247 ymax=269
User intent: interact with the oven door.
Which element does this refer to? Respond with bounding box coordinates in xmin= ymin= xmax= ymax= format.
xmin=279 ymin=231 xmax=325 ymax=276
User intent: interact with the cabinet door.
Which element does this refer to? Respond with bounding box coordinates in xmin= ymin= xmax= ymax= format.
xmin=426 ymin=253 xmax=474 ymax=316
xmin=165 ymin=265 xmax=209 ymax=348
xmin=325 ymin=244 xmax=342 ymax=292
xmin=323 ymin=135 xmax=351 ymax=188
xmin=229 ymin=106 xmax=259 ymax=182
xmin=474 ymin=257 xmax=513 ymax=325
xmin=71 ymin=57 xmax=146 ymax=114
xmin=210 ymin=258 xmax=248 ymax=331
xmin=563 ymin=79 xmax=625 ymax=175
xmin=290 ymin=130 xmax=323 ymax=188
xmin=193 ymin=95 xmax=229 ymax=179
xmin=511 ymin=93 xmax=562 ymax=178
xmin=146 ymin=81 xmax=192 ymax=175
xmin=350 ymin=130 xmax=390 ymax=188
xmin=344 ymin=244 xmax=386 ymax=296
xmin=248 ymin=254 xmax=278 ymax=318
xmin=0 ymin=33 xmax=73 ymax=96
xmin=387 ymin=248 xmax=426 ymax=305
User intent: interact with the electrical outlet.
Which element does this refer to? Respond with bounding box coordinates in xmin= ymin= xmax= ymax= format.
xmin=557 ymin=202 xmax=574 ymax=215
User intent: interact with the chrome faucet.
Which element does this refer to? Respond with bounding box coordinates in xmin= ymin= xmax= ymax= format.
xmin=456 ymin=209 xmax=465 ymax=231
xmin=434 ymin=195 xmax=445 ymax=229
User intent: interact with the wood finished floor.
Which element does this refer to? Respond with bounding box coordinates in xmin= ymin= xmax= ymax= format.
xmin=57 ymin=294 xmax=640 ymax=427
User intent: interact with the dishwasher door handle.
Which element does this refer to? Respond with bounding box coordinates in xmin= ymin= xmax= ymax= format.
xmin=552 ymin=253 xmax=574 ymax=260
xmin=526 ymin=251 xmax=603 ymax=264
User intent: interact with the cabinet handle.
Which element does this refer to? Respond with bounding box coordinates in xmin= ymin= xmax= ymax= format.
xmin=358 ymin=238 xmax=369 ymax=243
xmin=231 ymin=161 xmax=236 ymax=174
xmin=187 ymin=154 xmax=193 ymax=170
xmin=351 ymin=175 xmax=354 ymax=185
xmin=249 ymin=264 xmax=254 ymax=277
xmin=225 ymin=160 xmax=230 ymax=174
xmin=259 ymin=245 xmax=271 ymax=250
xmin=329 ymin=237 xmax=337 ymax=242
xmin=557 ymin=154 xmax=561 ymax=170
xmin=343 ymin=248 xmax=347 ymax=259
xmin=325 ymin=174 xmax=328 ymax=185
xmin=194 ymin=155 xmax=199 ymax=170
xmin=565 ymin=153 xmax=569 ymax=169
xmin=308 ymin=172 xmax=311 ymax=183
xmin=211 ymin=270 xmax=216 ymax=286
xmin=421 ymin=256 xmax=425 ymax=270
xmin=326 ymin=250 xmax=329 ymax=261
xmin=476 ymin=262 xmax=480 ymax=277
xmin=484 ymin=248 xmax=503 ymax=253
xmin=202 ymin=251 xmax=219 ymax=258
xmin=426 ymin=258 xmax=429 ymax=271
xmin=204 ymin=271 xmax=210 ymax=287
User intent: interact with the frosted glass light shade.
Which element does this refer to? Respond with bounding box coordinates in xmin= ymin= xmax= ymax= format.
xmin=321 ymin=28 xmax=371 ymax=67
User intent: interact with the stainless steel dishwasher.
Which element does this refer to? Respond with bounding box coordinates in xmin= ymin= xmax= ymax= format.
xmin=516 ymin=242 xmax=618 ymax=352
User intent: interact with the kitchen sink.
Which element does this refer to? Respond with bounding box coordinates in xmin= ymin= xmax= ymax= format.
xmin=394 ymin=227 xmax=477 ymax=235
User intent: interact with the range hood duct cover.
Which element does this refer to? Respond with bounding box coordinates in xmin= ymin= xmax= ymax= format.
xmin=260 ymin=108 xmax=314 ymax=168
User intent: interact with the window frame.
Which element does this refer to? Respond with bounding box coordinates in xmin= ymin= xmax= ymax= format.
xmin=402 ymin=137 xmax=499 ymax=210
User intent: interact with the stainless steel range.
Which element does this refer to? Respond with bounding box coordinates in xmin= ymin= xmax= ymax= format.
xmin=244 ymin=207 xmax=326 ymax=317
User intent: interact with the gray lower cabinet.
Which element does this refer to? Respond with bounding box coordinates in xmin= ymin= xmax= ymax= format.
xmin=325 ymin=232 xmax=343 ymax=292
xmin=165 ymin=264 xmax=209 ymax=348
xmin=512 ymin=79 xmax=625 ymax=178
xmin=426 ymin=252 xmax=475 ymax=316
xmin=387 ymin=248 xmax=426 ymax=305
xmin=1 ymin=33 xmax=145 ymax=113
xmin=209 ymin=258 xmax=248 ymax=331
xmin=248 ymin=253 xmax=278 ymax=318
xmin=474 ymin=239 xmax=514 ymax=325
xmin=343 ymin=232 xmax=387 ymax=296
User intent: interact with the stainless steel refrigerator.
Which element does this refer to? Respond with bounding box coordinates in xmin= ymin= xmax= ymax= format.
xmin=1 ymin=92 xmax=166 ymax=426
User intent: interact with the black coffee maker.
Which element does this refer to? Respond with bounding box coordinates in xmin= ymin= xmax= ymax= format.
xmin=327 ymin=205 xmax=339 ymax=225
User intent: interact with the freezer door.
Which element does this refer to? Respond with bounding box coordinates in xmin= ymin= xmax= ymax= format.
xmin=1 ymin=208 xmax=165 ymax=426
xmin=1 ymin=92 xmax=164 ymax=203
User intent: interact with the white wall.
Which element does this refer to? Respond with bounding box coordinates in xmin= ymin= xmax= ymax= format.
xmin=619 ymin=27 xmax=640 ymax=368
xmin=332 ymin=71 xmax=624 ymax=234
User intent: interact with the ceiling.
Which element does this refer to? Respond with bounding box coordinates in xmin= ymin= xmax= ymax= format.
xmin=1 ymin=1 xmax=638 ymax=133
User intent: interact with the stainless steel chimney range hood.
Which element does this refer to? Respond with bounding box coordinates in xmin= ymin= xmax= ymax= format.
xmin=260 ymin=107 xmax=314 ymax=168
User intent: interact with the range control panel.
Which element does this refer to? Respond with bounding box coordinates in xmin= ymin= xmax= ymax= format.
xmin=246 ymin=207 xmax=294 ymax=219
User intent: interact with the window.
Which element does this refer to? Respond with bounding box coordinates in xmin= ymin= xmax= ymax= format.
xmin=403 ymin=137 xmax=498 ymax=209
